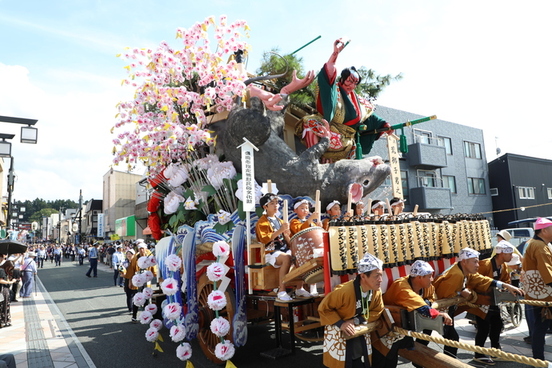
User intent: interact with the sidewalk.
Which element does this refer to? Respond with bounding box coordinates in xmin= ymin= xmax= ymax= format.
xmin=0 ymin=259 xmax=114 ymax=368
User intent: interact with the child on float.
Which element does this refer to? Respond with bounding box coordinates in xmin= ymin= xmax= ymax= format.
xmin=255 ymin=193 xmax=311 ymax=301
xmin=322 ymin=200 xmax=341 ymax=231
xmin=390 ymin=197 xmax=406 ymax=215
xmin=351 ymin=201 xmax=366 ymax=220
xmin=370 ymin=199 xmax=386 ymax=219
xmin=290 ymin=199 xmax=320 ymax=235
xmin=322 ymin=200 xmax=353 ymax=230
xmin=289 ymin=198 xmax=321 ymax=297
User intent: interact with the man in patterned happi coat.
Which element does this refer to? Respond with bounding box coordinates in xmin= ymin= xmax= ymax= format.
xmin=382 ymin=260 xmax=452 ymax=368
xmin=522 ymin=217 xmax=552 ymax=360
xmin=467 ymin=241 xmax=514 ymax=365
xmin=318 ymin=252 xmax=384 ymax=368
xmin=433 ymin=247 xmax=523 ymax=358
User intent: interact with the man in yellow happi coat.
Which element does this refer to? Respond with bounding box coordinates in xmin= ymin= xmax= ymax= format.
xmin=383 ymin=260 xmax=452 ymax=368
xmin=522 ymin=217 xmax=552 ymax=360
xmin=467 ymin=241 xmax=514 ymax=365
xmin=432 ymin=247 xmax=523 ymax=358
xmin=318 ymin=252 xmax=384 ymax=368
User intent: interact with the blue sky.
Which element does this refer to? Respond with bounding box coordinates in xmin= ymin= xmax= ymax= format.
xmin=1 ymin=0 xmax=550 ymax=201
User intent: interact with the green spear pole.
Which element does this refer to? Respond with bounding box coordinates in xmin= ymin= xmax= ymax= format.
xmin=359 ymin=115 xmax=437 ymax=135
xmin=289 ymin=35 xmax=322 ymax=55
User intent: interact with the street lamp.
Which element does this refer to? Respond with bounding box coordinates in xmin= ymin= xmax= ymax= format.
xmin=0 ymin=116 xmax=38 ymax=144
xmin=0 ymin=115 xmax=39 ymax=236
xmin=0 ymin=133 xmax=14 ymax=157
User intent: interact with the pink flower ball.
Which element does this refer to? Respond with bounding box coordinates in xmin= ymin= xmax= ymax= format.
xmin=143 ymin=287 xmax=154 ymax=299
xmin=163 ymin=302 xmax=182 ymax=320
xmin=133 ymin=292 xmax=146 ymax=307
xmin=144 ymin=304 xmax=157 ymax=315
xmin=161 ymin=278 xmax=179 ymax=296
xmin=206 ymin=262 xmax=225 ymax=282
xmin=170 ymin=324 xmax=187 ymax=342
xmin=212 ymin=241 xmax=230 ymax=258
xmin=132 ymin=273 xmax=147 ymax=288
xmin=149 ymin=319 xmax=163 ymax=331
xmin=144 ymin=270 xmax=154 ymax=282
xmin=139 ymin=311 xmax=153 ymax=324
xmin=210 ymin=317 xmax=230 ymax=337
xmin=165 ymin=254 xmax=182 ymax=272
xmin=145 ymin=327 xmax=159 ymax=342
xmin=176 ymin=342 xmax=192 ymax=361
xmin=207 ymin=290 xmax=227 ymax=311
xmin=215 ymin=340 xmax=235 ymax=360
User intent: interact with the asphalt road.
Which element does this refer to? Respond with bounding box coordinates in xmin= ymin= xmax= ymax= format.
xmin=38 ymin=258 xmax=543 ymax=368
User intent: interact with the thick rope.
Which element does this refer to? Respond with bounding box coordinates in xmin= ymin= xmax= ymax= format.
xmin=394 ymin=327 xmax=549 ymax=367
xmin=507 ymin=299 xmax=552 ymax=307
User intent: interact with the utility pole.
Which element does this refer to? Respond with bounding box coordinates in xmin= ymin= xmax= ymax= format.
xmin=79 ymin=189 xmax=83 ymax=245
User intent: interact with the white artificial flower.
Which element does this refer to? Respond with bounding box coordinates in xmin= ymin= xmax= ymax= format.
xmin=215 ymin=340 xmax=235 ymax=361
xmin=217 ymin=210 xmax=231 ymax=225
xmin=133 ymin=292 xmax=146 ymax=307
xmin=165 ymin=254 xmax=182 ymax=272
xmin=132 ymin=273 xmax=147 ymax=288
xmin=235 ymin=179 xmax=263 ymax=204
xmin=210 ymin=317 xmax=230 ymax=337
xmin=212 ymin=241 xmax=230 ymax=258
xmin=161 ymin=278 xmax=179 ymax=296
xmin=164 ymin=162 xmax=189 ymax=187
xmin=207 ymin=290 xmax=227 ymax=311
xmin=139 ymin=311 xmax=153 ymax=324
xmin=163 ymin=302 xmax=182 ymax=320
xmin=207 ymin=161 xmax=237 ymax=189
xmin=184 ymin=196 xmax=198 ymax=210
xmin=164 ymin=190 xmax=185 ymax=215
xmin=149 ymin=319 xmax=163 ymax=331
xmin=144 ymin=304 xmax=158 ymax=315
xmin=145 ymin=327 xmax=159 ymax=342
xmin=143 ymin=287 xmax=154 ymax=299
xmin=194 ymin=154 xmax=219 ymax=171
xmin=170 ymin=324 xmax=187 ymax=343
xmin=176 ymin=342 xmax=192 ymax=361
xmin=143 ymin=270 xmax=154 ymax=282
xmin=206 ymin=262 xmax=226 ymax=282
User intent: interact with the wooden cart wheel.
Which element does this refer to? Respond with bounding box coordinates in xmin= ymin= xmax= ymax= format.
xmin=511 ymin=303 xmax=522 ymax=327
xmin=197 ymin=273 xmax=235 ymax=364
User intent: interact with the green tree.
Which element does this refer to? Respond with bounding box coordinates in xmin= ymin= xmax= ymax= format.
xmin=255 ymin=48 xmax=316 ymax=109
xmin=29 ymin=208 xmax=59 ymax=223
xmin=355 ymin=67 xmax=403 ymax=100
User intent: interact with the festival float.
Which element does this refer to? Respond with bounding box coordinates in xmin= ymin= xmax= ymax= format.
xmin=112 ymin=15 xmax=538 ymax=368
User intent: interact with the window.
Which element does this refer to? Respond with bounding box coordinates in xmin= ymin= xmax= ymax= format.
xmin=468 ymin=178 xmax=486 ymax=195
xmin=414 ymin=129 xmax=433 ymax=145
xmin=464 ymin=141 xmax=482 ymax=159
xmin=401 ymin=171 xmax=409 ymax=202
xmin=547 ymin=188 xmax=552 ymax=199
xmin=518 ymin=186 xmax=535 ymax=199
xmin=443 ymin=175 xmax=457 ymax=193
xmin=438 ymin=136 xmax=453 ymax=155
xmin=490 ymin=188 xmax=499 ymax=196
xmin=417 ymin=170 xmax=437 ymax=187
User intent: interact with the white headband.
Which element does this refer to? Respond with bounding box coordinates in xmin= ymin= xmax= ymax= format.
xmin=495 ymin=240 xmax=515 ymax=254
xmin=459 ymin=247 xmax=480 ymax=261
xmin=357 ymin=252 xmax=383 ymax=273
xmin=294 ymin=199 xmax=310 ymax=210
xmin=409 ymin=260 xmax=434 ymax=277
xmin=371 ymin=201 xmax=384 ymax=210
xmin=326 ymin=200 xmax=340 ymax=212
xmin=391 ymin=199 xmax=405 ymax=207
